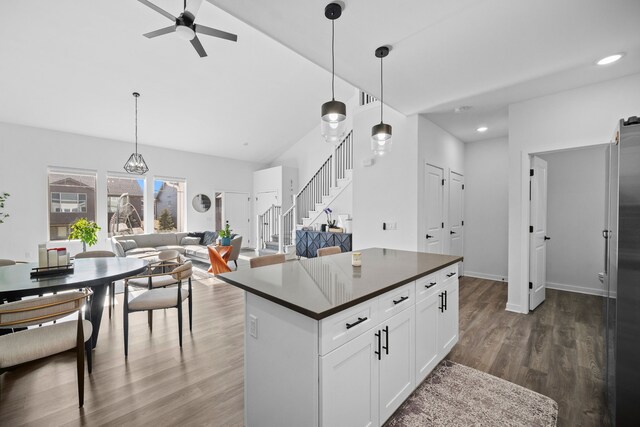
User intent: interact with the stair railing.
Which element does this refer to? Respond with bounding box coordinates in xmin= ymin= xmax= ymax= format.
xmin=257 ymin=204 xmax=281 ymax=250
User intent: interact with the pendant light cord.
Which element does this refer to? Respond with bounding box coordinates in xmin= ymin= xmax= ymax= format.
xmin=134 ymin=95 xmax=138 ymax=156
xmin=380 ymin=55 xmax=384 ymax=123
xmin=331 ymin=19 xmax=335 ymax=100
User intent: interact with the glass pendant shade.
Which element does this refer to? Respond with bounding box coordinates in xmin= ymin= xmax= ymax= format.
xmin=321 ymin=99 xmax=347 ymax=143
xmin=124 ymin=92 xmax=149 ymax=175
xmin=124 ymin=153 xmax=149 ymax=175
xmin=371 ymin=122 xmax=393 ymax=156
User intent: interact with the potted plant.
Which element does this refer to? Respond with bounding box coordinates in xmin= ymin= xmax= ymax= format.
xmin=323 ymin=207 xmax=336 ymax=232
xmin=218 ymin=221 xmax=233 ymax=246
xmin=69 ymin=218 xmax=101 ymax=252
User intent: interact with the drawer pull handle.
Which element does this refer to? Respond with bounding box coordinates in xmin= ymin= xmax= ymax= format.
xmin=375 ymin=330 xmax=381 ymax=360
xmin=446 ymin=272 xmax=456 ymax=278
xmin=393 ymin=295 xmax=409 ymax=305
xmin=346 ymin=317 xmax=367 ymax=329
xmin=383 ymin=325 xmax=389 ymax=355
xmin=425 ymin=281 xmax=437 ymax=288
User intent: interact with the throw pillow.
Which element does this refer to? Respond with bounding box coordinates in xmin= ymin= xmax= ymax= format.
xmin=120 ymin=239 xmax=138 ymax=252
xmin=188 ymin=231 xmax=206 ymax=245
xmin=181 ymin=236 xmax=201 ymax=246
xmin=202 ymin=231 xmax=218 ymax=246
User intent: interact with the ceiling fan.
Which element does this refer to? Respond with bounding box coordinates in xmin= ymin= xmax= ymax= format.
xmin=138 ymin=0 xmax=238 ymax=57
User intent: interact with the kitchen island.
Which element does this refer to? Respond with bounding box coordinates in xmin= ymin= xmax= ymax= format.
xmin=218 ymin=248 xmax=463 ymax=427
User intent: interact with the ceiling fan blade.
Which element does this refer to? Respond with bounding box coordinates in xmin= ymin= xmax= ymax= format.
xmin=190 ymin=36 xmax=207 ymax=57
xmin=195 ymin=25 xmax=238 ymax=42
xmin=137 ymin=0 xmax=176 ymax=22
xmin=143 ymin=25 xmax=176 ymax=38
xmin=185 ymin=0 xmax=203 ymax=18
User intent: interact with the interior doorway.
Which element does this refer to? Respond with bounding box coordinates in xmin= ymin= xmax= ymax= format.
xmin=424 ymin=164 xmax=444 ymax=254
xmin=449 ymin=171 xmax=465 ymax=275
xmin=215 ymin=191 xmax=251 ymax=248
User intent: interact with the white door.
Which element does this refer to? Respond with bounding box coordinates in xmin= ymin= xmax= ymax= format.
xmin=256 ymin=191 xmax=278 ymax=216
xmin=222 ymin=192 xmax=250 ymax=247
xmin=438 ymin=278 xmax=459 ymax=354
xmin=415 ymin=290 xmax=439 ymax=384
xmin=379 ymin=308 xmax=415 ymax=424
xmin=320 ymin=329 xmax=379 ymax=427
xmin=425 ymin=164 xmax=444 ymax=253
xmin=449 ymin=172 xmax=464 ymax=274
xmin=529 ymin=156 xmax=548 ymax=310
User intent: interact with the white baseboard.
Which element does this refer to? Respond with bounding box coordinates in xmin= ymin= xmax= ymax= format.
xmin=464 ymin=271 xmax=507 ymax=282
xmin=505 ymin=302 xmax=526 ymax=313
xmin=546 ymin=281 xmax=616 ymax=298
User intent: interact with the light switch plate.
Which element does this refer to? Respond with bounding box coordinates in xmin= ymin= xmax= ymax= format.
xmin=249 ymin=315 xmax=258 ymax=338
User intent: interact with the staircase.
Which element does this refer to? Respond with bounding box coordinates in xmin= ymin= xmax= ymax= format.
xmin=257 ymin=131 xmax=354 ymax=254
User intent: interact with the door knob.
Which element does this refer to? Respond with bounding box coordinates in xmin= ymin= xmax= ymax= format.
xmin=450 ymin=231 xmax=456 ymax=235
xmin=544 ymin=236 xmax=551 ymax=240
xmin=426 ymin=234 xmax=433 ymax=239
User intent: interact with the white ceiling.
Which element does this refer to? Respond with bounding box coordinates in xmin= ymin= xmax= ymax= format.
xmin=209 ymin=0 xmax=640 ymax=142
xmin=0 ymin=0 xmax=353 ymax=162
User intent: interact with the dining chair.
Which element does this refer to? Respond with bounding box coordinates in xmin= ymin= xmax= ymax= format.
xmin=74 ymin=250 xmax=117 ymax=318
xmin=250 ymin=254 xmax=286 ymax=268
xmin=0 ymin=289 xmax=93 ymax=407
xmin=123 ymin=261 xmax=193 ymax=356
xmin=317 ymin=246 xmax=342 ymax=257
xmin=0 ymin=259 xmax=16 ymax=267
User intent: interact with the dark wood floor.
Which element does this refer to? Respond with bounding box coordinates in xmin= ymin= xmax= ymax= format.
xmin=1 ymin=274 xmax=608 ymax=426
xmin=449 ymin=277 xmax=609 ymax=427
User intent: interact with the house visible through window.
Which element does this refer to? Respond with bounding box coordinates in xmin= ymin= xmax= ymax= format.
xmin=154 ymin=179 xmax=186 ymax=233
xmin=107 ymin=176 xmax=145 ymax=237
xmin=48 ymin=171 xmax=97 ymax=240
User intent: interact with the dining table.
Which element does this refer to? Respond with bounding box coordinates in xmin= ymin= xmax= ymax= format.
xmin=0 ymin=257 xmax=148 ymax=348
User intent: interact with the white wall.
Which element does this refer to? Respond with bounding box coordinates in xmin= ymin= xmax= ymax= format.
xmin=417 ymin=115 xmax=465 ymax=254
xmin=0 ymin=122 xmax=264 ymax=260
xmin=352 ymin=105 xmax=419 ymax=251
xmin=507 ymin=72 xmax=640 ymax=313
xmin=463 ymin=137 xmax=508 ymax=281
xmin=539 ymin=146 xmax=608 ymax=296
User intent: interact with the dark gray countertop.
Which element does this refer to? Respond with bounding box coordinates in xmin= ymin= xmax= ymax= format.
xmin=218 ymin=248 xmax=462 ymax=320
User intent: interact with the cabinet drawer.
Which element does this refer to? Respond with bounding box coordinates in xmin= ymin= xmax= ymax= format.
xmin=378 ymin=283 xmax=414 ymax=323
xmin=441 ymin=264 xmax=458 ymax=282
xmin=319 ymin=298 xmax=379 ymax=356
xmin=415 ymin=273 xmax=441 ymax=303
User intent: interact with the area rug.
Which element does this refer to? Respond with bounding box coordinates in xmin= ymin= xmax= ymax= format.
xmin=385 ymin=360 xmax=558 ymax=427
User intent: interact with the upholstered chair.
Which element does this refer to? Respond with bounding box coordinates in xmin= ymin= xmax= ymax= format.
xmin=0 ymin=259 xmax=16 ymax=267
xmin=317 ymin=246 xmax=342 ymax=257
xmin=123 ymin=261 xmax=193 ymax=356
xmin=0 ymin=289 xmax=93 ymax=407
xmin=250 ymin=254 xmax=286 ymax=269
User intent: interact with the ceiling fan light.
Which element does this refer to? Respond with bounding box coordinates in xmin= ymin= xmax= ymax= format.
xmin=176 ymin=25 xmax=196 ymax=40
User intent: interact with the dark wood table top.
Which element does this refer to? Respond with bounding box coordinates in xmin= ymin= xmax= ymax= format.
xmin=0 ymin=257 xmax=148 ymax=298
xmin=218 ymin=248 xmax=463 ymax=319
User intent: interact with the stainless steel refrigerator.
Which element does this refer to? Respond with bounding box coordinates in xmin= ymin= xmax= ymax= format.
xmin=604 ymin=115 xmax=640 ymax=425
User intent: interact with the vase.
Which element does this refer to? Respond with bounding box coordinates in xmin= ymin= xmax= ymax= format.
xmin=221 ymin=237 xmax=231 ymax=246
xmin=321 ymin=224 xmax=327 ymax=232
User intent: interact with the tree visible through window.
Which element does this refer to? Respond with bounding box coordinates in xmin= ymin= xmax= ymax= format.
xmin=153 ymin=179 xmax=185 ymax=233
xmin=48 ymin=172 xmax=97 ymax=240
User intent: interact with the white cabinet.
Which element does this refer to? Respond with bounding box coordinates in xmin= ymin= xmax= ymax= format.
xmin=415 ymin=290 xmax=440 ymax=384
xmin=320 ymin=306 xmax=415 ymax=426
xmin=378 ymin=307 xmax=415 ymax=422
xmin=415 ymin=271 xmax=459 ymax=385
xmin=320 ymin=327 xmax=379 ymax=427
xmin=438 ymin=277 xmax=459 ymax=355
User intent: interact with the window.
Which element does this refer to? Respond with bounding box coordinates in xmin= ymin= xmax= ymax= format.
xmin=154 ymin=179 xmax=185 ymax=233
xmin=107 ymin=176 xmax=145 ymax=237
xmin=48 ymin=171 xmax=96 ymax=240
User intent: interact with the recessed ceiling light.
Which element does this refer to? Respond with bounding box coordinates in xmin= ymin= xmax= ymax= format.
xmin=454 ymin=106 xmax=472 ymax=113
xmin=597 ymin=53 xmax=624 ymax=66
xmin=476 ymin=126 xmax=488 ymax=133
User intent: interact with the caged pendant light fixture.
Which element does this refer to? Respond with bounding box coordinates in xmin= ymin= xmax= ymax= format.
xmin=371 ymin=46 xmax=392 ymax=156
xmin=320 ymin=2 xmax=347 ymax=144
xmin=124 ymin=92 xmax=149 ymax=175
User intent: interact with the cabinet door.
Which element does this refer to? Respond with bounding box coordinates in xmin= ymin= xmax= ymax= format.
xmin=379 ymin=307 xmax=415 ymax=424
xmin=320 ymin=329 xmax=379 ymax=427
xmin=415 ymin=291 xmax=439 ymax=384
xmin=437 ymin=279 xmax=459 ymax=355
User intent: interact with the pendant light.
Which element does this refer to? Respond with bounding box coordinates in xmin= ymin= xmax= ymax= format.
xmin=124 ymin=92 xmax=149 ymax=175
xmin=320 ymin=2 xmax=347 ymax=144
xmin=371 ymin=46 xmax=392 ymax=156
